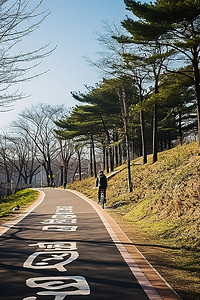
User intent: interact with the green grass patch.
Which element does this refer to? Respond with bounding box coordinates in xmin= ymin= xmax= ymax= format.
xmin=0 ymin=189 xmax=39 ymax=218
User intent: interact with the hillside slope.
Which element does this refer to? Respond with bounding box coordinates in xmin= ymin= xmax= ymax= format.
xmin=67 ymin=142 xmax=200 ymax=299
xmin=69 ymin=142 xmax=200 ymax=250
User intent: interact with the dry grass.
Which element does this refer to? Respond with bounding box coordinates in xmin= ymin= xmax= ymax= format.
xmin=67 ymin=142 xmax=200 ymax=300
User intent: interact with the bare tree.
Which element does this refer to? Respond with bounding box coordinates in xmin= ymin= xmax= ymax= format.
xmin=12 ymin=103 xmax=66 ymax=186
xmin=7 ymin=134 xmax=40 ymax=187
xmin=0 ymin=133 xmax=14 ymax=189
xmin=57 ymin=138 xmax=76 ymax=186
xmin=0 ymin=0 xmax=54 ymax=111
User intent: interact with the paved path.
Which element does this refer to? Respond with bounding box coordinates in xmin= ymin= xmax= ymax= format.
xmin=0 ymin=188 xmax=181 ymax=300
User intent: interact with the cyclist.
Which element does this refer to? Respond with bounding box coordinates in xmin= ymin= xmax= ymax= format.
xmin=96 ymin=170 xmax=107 ymax=203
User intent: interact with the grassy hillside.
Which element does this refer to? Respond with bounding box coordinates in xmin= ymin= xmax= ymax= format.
xmin=68 ymin=142 xmax=200 ymax=250
xmin=67 ymin=142 xmax=200 ymax=299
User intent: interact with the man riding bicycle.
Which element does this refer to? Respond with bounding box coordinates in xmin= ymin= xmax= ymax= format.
xmin=96 ymin=170 xmax=107 ymax=203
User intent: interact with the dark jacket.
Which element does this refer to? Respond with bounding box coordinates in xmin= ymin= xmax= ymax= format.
xmin=96 ymin=173 xmax=107 ymax=189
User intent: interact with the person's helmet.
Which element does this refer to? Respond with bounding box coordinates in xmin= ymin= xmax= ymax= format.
xmin=99 ymin=170 xmax=103 ymax=174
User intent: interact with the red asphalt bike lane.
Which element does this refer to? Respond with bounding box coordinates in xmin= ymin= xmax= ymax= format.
xmin=0 ymin=188 xmax=181 ymax=300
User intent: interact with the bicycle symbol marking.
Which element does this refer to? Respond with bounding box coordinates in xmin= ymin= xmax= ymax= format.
xmin=23 ymin=251 xmax=79 ymax=271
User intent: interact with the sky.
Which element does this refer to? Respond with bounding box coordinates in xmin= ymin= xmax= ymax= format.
xmin=0 ymin=0 xmax=149 ymax=129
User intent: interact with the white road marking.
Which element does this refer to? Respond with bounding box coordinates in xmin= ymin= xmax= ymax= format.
xmin=23 ymin=251 xmax=79 ymax=271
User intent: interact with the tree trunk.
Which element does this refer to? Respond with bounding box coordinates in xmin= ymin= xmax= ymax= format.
xmin=90 ymin=141 xmax=93 ymax=176
xmin=29 ymin=174 xmax=33 ymax=185
xmin=121 ymin=88 xmax=133 ymax=193
xmin=125 ymin=135 xmax=132 ymax=193
xmin=115 ymin=144 xmax=119 ymax=167
xmin=138 ymin=85 xmax=147 ymax=164
xmin=72 ymin=165 xmax=78 ymax=182
xmin=43 ymin=163 xmax=49 ymax=186
xmin=106 ymin=148 xmax=109 ymax=173
xmin=5 ymin=165 xmax=11 ymax=185
xmin=109 ymin=147 xmax=114 ymax=172
xmin=114 ymin=130 xmax=119 ymax=167
xmin=91 ymin=135 xmax=97 ymax=178
xmin=47 ymin=154 xmax=53 ymax=186
xmin=100 ymin=114 xmax=112 ymax=171
xmin=77 ymin=150 xmax=82 ymax=181
xmin=119 ymin=143 xmax=122 ymax=165
xmin=168 ymin=132 xmax=171 ymax=149
xmin=140 ymin=109 xmax=147 ymax=164
xmin=60 ymin=166 xmax=64 ymax=186
xmin=152 ymin=102 xmax=158 ymax=163
xmin=178 ymin=112 xmax=183 ymax=145
xmin=152 ymin=73 xmax=160 ymax=163
xmin=64 ymin=163 xmax=68 ymax=185
xmin=103 ymin=144 xmax=106 ymax=170
xmin=192 ymin=47 xmax=200 ymax=154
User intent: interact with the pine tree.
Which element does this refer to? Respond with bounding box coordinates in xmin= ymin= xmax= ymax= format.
xmin=123 ymin=0 xmax=200 ymax=153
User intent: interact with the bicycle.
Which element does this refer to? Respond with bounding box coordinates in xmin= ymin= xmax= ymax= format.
xmin=99 ymin=188 xmax=106 ymax=209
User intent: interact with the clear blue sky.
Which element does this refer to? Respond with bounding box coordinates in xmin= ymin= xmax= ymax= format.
xmin=0 ymin=0 xmax=150 ymax=129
